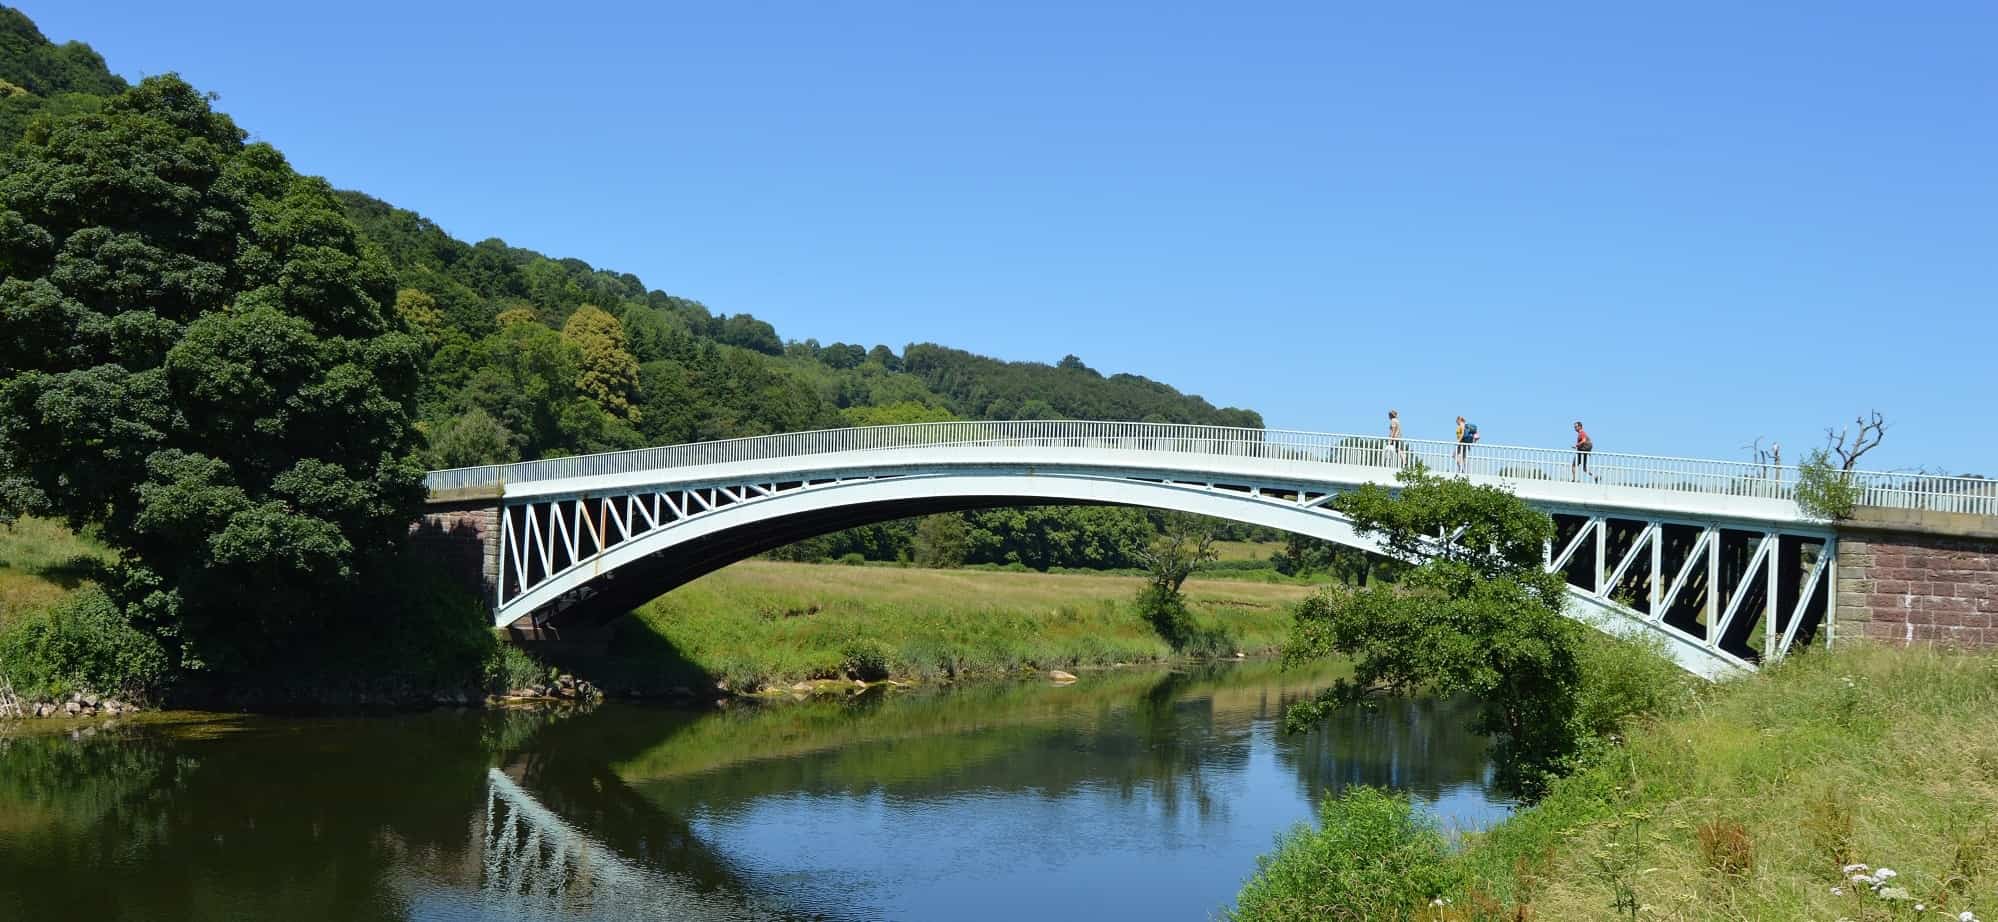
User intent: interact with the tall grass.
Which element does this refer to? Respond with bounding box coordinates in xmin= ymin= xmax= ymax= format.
xmin=1229 ymin=643 xmax=1998 ymax=921
xmin=610 ymin=560 xmax=1313 ymax=691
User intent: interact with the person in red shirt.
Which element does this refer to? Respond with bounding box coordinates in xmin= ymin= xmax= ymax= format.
xmin=1572 ymin=421 xmax=1597 ymax=482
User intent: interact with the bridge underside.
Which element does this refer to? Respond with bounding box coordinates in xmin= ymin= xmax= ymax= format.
xmin=483 ymin=464 xmax=1837 ymax=680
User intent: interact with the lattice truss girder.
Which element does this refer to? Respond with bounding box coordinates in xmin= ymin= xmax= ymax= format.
xmin=1544 ymin=513 xmax=1834 ymax=667
xmin=494 ymin=473 xmax=1834 ymax=670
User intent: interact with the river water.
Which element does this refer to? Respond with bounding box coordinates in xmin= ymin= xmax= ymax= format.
xmin=0 ymin=660 xmax=1507 ymax=921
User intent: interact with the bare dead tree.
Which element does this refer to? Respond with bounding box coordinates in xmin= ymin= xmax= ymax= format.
xmin=1826 ymin=411 xmax=1888 ymax=472
xmin=1743 ymin=437 xmax=1783 ymax=478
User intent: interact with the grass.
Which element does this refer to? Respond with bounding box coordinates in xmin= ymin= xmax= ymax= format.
xmin=1212 ymin=539 xmax=1280 ymax=562
xmin=605 ymin=559 xmax=1318 ymax=692
xmin=0 ymin=518 xmax=113 ymax=631
xmin=1233 ymin=643 xmax=1998 ymax=921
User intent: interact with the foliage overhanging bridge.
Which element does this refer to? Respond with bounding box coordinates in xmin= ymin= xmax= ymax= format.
xmin=421 ymin=421 xmax=1998 ymax=680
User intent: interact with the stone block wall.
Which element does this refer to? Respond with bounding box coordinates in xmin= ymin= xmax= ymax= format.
xmin=410 ymin=503 xmax=500 ymax=608
xmin=1835 ymin=529 xmax=1998 ymax=647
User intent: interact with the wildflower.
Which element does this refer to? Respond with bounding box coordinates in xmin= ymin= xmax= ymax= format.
xmin=1842 ymin=863 xmax=1870 ymax=874
xmin=1917 ymin=905 xmax=1927 ymax=912
xmin=1959 ymin=912 xmax=1977 ymax=922
xmin=1830 ymin=886 xmax=1843 ymax=896
xmin=1876 ymin=868 xmax=1897 ymax=880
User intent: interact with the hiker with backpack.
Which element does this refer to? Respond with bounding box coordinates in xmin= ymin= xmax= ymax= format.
xmin=1572 ymin=420 xmax=1597 ymax=482
xmin=1455 ymin=416 xmax=1478 ymax=471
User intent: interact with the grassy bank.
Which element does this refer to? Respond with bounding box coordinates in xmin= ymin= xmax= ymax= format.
xmin=599 ymin=559 xmax=1318 ymax=692
xmin=0 ymin=518 xmax=111 ymax=630
xmin=1232 ymin=643 xmax=1998 ymax=921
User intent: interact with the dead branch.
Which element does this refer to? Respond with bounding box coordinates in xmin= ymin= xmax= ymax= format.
xmin=1826 ymin=410 xmax=1887 ymax=472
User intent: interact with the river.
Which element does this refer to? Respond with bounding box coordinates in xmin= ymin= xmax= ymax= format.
xmin=0 ymin=660 xmax=1508 ymax=921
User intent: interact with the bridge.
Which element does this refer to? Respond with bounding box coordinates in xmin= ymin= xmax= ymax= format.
xmin=415 ymin=421 xmax=1998 ymax=680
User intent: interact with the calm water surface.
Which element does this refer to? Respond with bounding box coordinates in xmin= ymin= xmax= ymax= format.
xmin=0 ymin=660 xmax=1508 ymax=921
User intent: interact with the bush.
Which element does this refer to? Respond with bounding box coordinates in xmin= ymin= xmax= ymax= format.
xmin=1573 ymin=630 xmax=1692 ymax=739
xmin=482 ymin=643 xmax=545 ymax=693
xmin=1230 ymin=786 xmax=1452 ymax=921
xmin=1795 ymin=447 xmax=1861 ymax=521
xmin=841 ymin=637 xmax=894 ymax=681
xmin=0 ymin=587 xmax=170 ymax=700
xmin=838 ymin=552 xmax=867 ymax=566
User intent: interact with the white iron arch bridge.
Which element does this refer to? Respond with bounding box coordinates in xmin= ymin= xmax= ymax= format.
xmin=423 ymin=421 xmax=1998 ymax=680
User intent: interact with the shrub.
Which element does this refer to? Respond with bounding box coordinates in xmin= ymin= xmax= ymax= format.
xmin=482 ymin=643 xmax=545 ymax=693
xmin=1230 ymin=786 xmax=1452 ymax=921
xmin=1795 ymin=448 xmax=1861 ymax=521
xmin=1574 ymin=630 xmax=1692 ymax=739
xmin=0 ymin=587 xmax=170 ymax=700
xmin=838 ymin=552 xmax=867 ymax=566
xmin=841 ymin=638 xmax=894 ymax=681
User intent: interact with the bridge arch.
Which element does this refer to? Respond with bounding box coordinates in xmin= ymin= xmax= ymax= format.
xmin=483 ymin=460 xmax=1787 ymax=680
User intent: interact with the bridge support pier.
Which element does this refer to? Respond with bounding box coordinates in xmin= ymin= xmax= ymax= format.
xmin=1836 ymin=508 xmax=1998 ymax=648
xmin=411 ymin=501 xmax=501 ymax=610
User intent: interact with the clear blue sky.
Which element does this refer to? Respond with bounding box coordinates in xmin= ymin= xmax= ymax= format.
xmin=27 ymin=1 xmax=1996 ymax=473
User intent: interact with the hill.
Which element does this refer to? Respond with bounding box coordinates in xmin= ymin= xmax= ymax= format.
xmin=0 ymin=4 xmax=1259 ymax=474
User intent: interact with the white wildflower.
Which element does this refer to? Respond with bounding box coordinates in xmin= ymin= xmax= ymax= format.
xmin=1841 ymin=863 xmax=1870 ymax=874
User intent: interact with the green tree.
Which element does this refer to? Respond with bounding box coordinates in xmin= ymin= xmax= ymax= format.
xmin=1134 ymin=512 xmax=1217 ymax=650
xmin=0 ymin=75 xmax=425 ymax=669
xmin=393 ymin=288 xmax=444 ymax=348
xmin=561 ymin=303 xmax=642 ymax=424
xmin=913 ymin=514 xmax=970 ymax=568
xmin=426 ymin=407 xmax=518 ymax=469
xmin=1281 ymin=467 xmax=1581 ymax=796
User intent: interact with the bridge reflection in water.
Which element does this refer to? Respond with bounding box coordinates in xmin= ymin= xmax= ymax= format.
xmin=0 ymin=661 xmax=1504 ymax=921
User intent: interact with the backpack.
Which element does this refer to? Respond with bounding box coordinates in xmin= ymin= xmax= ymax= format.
xmin=1464 ymin=423 xmax=1478 ymax=440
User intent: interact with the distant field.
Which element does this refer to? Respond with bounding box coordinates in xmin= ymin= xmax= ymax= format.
xmin=0 ymin=518 xmax=111 ymax=630
xmin=1210 ymin=539 xmax=1279 ymax=562
xmin=604 ymin=559 xmax=1323 ymax=692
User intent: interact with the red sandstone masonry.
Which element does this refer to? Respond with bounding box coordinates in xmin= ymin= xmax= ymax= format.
xmin=410 ymin=504 xmax=501 ymax=603
xmin=1837 ymin=526 xmax=1998 ymax=649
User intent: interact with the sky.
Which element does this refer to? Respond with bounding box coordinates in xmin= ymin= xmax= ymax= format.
xmin=26 ymin=1 xmax=1997 ymax=473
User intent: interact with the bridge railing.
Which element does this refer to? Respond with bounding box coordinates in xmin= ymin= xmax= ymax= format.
xmin=424 ymin=421 xmax=1996 ymax=516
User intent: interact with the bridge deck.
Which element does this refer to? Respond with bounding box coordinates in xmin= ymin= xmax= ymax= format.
xmin=426 ymin=420 xmax=1995 ymax=520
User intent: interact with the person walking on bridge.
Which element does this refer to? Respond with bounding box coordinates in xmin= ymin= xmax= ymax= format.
xmin=1454 ymin=416 xmax=1478 ymax=471
xmin=1387 ymin=410 xmax=1405 ymax=466
xmin=1572 ymin=420 xmax=1597 ymax=482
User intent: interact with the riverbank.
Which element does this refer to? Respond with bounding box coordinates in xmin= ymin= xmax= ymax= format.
xmin=573 ymin=559 xmax=1319 ymax=694
xmin=1231 ymin=643 xmax=1998 ymax=921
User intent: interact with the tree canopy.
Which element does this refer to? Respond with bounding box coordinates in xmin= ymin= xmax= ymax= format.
xmin=0 ymin=74 xmax=425 ymax=669
xmin=1281 ymin=467 xmax=1583 ymax=795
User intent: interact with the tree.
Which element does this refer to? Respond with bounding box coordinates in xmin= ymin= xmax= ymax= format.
xmin=1134 ymin=512 xmax=1218 ymax=650
xmin=818 ymin=341 xmax=866 ymax=369
xmin=913 ymin=514 xmax=970 ymax=568
xmin=1825 ymin=410 xmax=1888 ymax=471
xmin=426 ymin=407 xmax=518 ymax=469
xmin=561 ymin=304 xmax=641 ymax=424
xmin=394 ymin=288 xmax=444 ymax=348
xmin=1793 ymin=411 xmax=1889 ymax=521
xmin=1281 ymin=467 xmax=1581 ymax=796
xmin=0 ymin=76 xmax=426 ymax=670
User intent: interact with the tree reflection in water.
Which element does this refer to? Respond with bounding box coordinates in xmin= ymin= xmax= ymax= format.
xmin=0 ymin=659 xmax=1503 ymax=921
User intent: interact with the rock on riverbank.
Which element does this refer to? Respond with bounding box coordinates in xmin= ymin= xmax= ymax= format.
xmin=15 ymin=693 xmax=141 ymax=720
